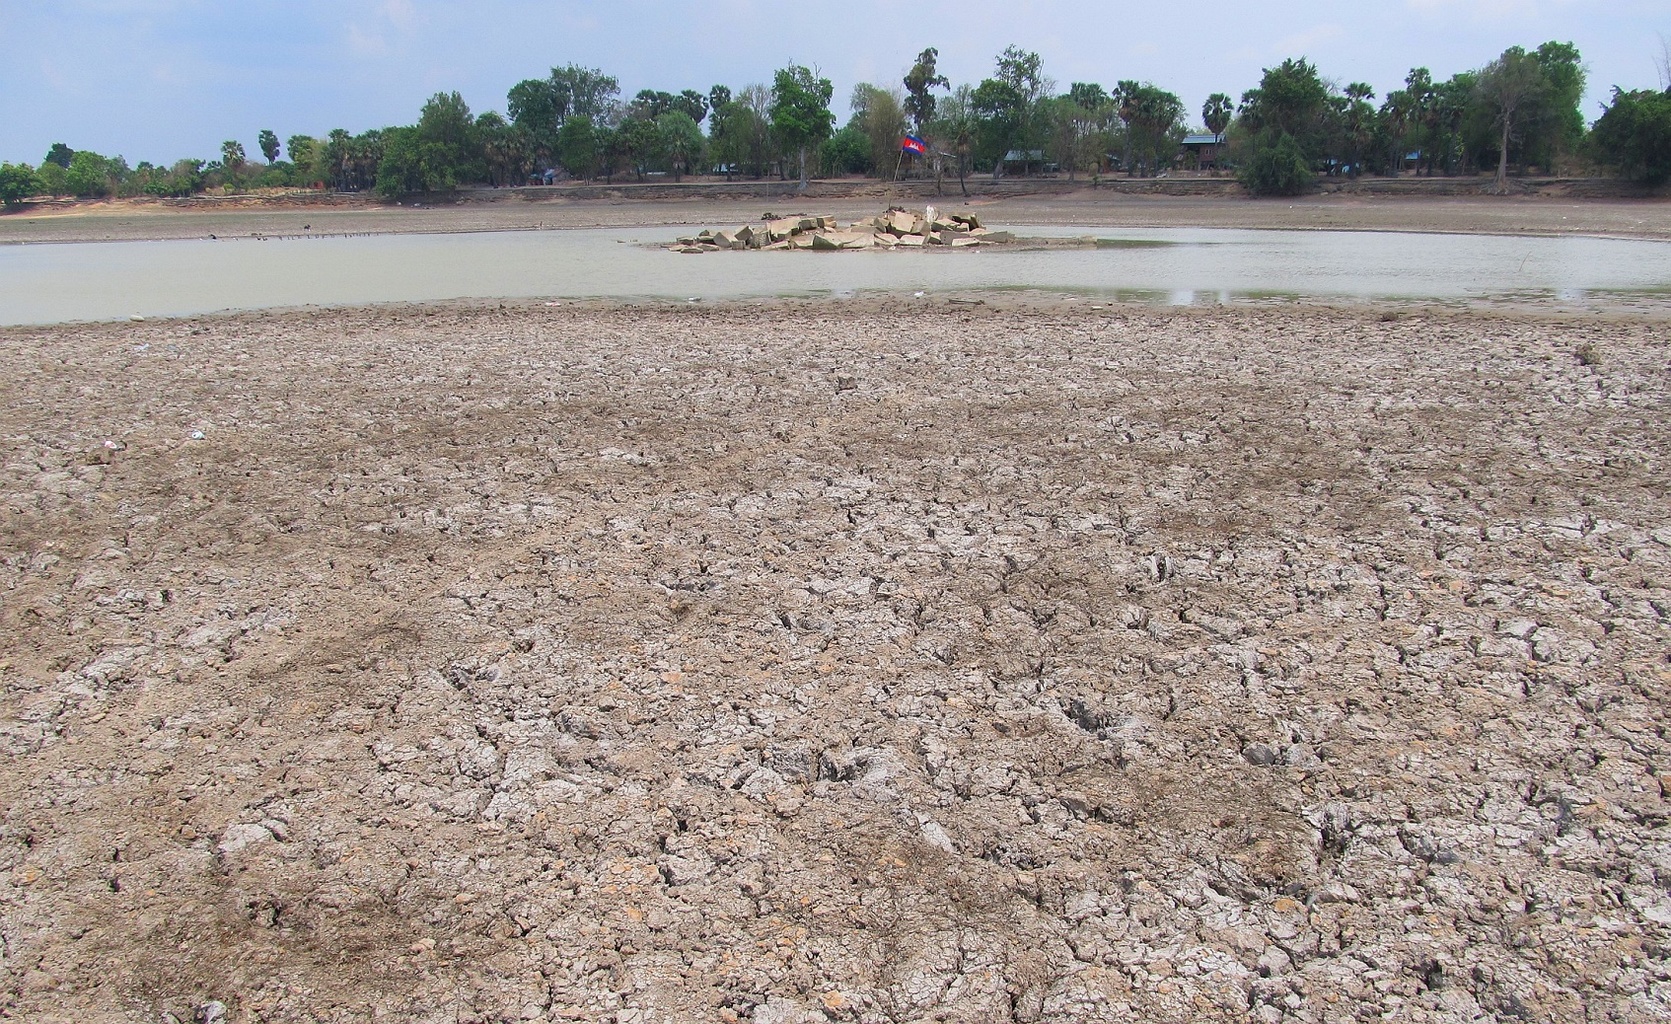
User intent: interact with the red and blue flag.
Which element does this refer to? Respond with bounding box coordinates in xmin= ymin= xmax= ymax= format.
xmin=900 ymin=135 xmax=927 ymax=154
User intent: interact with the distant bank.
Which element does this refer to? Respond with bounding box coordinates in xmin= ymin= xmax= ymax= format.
xmin=4 ymin=174 xmax=1667 ymax=218
xmin=5 ymin=180 xmax=1671 ymax=247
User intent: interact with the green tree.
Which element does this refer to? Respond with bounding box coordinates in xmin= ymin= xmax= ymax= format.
xmin=929 ymin=83 xmax=977 ymax=195
xmin=1042 ymin=95 xmax=1083 ymax=179
xmin=1235 ymin=58 xmax=1333 ymax=192
xmin=551 ymin=64 xmax=620 ymax=121
xmin=507 ymin=66 xmax=618 ymax=162
xmin=1240 ymin=130 xmax=1312 ymax=195
xmin=44 ymin=143 xmax=74 ymax=169
xmin=675 ymin=89 xmax=709 ymax=125
xmin=0 ymin=162 xmax=40 ymax=206
xmin=997 ymin=45 xmax=1047 ymax=102
xmin=1339 ymin=84 xmax=1375 ymax=176
xmin=375 ymin=126 xmax=428 ymax=197
xmin=821 ymin=125 xmax=871 ymax=175
xmin=616 ymin=117 xmax=661 ymax=180
xmin=972 ymin=76 xmax=1026 ymax=175
xmin=595 ymin=125 xmax=622 ymax=182
xmin=1113 ymin=80 xmax=1140 ymax=171
xmin=1044 ymin=88 xmax=1114 ymax=180
xmin=1071 ymin=82 xmax=1110 ymax=112
xmin=657 ymin=111 xmax=705 ymax=179
xmin=770 ymin=63 xmax=835 ymax=186
xmin=707 ymin=100 xmax=746 ymax=179
xmin=708 ymin=85 xmax=732 ymax=115
xmin=1533 ymin=41 xmax=1585 ymax=172
xmin=975 ymin=46 xmax=1049 ymax=178
xmin=1475 ymin=46 xmax=1549 ymax=190
xmin=66 ymin=150 xmax=114 ymax=197
xmin=903 ymin=47 xmax=949 ymax=134
xmin=416 ymin=90 xmax=484 ymax=189
xmin=1123 ymin=83 xmax=1185 ymax=175
xmin=477 ymin=111 xmax=530 ymax=185
xmin=258 ymin=129 xmax=280 ymax=164
xmin=1239 ymin=58 xmax=1329 ymax=143
xmin=740 ymin=84 xmax=777 ymax=178
xmin=1202 ymin=93 xmax=1233 ymax=138
xmin=1591 ymin=87 xmax=1671 ymax=183
xmin=1202 ymin=92 xmax=1234 ymax=175
xmin=35 ymin=160 xmax=67 ymax=195
xmin=508 ymin=77 xmax=566 ymax=157
xmin=1429 ymin=74 xmax=1474 ymax=175
xmin=286 ymin=135 xmax=320 ymax=183
xmin=1377 ymin=87 xmax=1414 ymax=175
xmin=850 ymin=83 xmax=907 ymax=176
xmin=557 ymin=114 xmax=600 ymax=179
xmin=1402 ymin=68 xmax=1435 ymax=174
xmin=629 ymin=90 xmax=677 ymax=120
xmin=221 ymin=140 xmax=246 ymax=173
xmin=151 ymin=158 xmax=205 ymax=197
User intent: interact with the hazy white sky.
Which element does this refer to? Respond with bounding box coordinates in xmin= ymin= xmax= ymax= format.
xmin=2 ymin=0 xmax=1667 ymax=166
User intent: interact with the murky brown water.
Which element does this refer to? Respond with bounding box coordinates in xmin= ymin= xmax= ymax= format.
xmin=4 ymin=226 xmax=1670 ymax=325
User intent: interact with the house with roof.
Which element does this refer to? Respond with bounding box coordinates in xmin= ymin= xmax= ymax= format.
xmin=1000 ymin=149 xmax=1053 ymax=175
xmin=1179 ymin=133 xmax=1225 ymax=171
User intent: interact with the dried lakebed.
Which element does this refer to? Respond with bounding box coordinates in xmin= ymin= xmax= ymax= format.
xmin=1 ymin=301 xmax=1669 ymax=1023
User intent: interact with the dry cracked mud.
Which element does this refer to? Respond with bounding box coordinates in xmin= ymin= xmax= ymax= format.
xmin=1 ymin=299 xmax=1669 ymax=1023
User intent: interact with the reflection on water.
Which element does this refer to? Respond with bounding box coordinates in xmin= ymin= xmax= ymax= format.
xmin=2 ymin=225 xmax=1670 ymax=325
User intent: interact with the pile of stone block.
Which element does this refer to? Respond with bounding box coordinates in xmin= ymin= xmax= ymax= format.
xmin=669 ymin=206 xmax=1016 ymax=253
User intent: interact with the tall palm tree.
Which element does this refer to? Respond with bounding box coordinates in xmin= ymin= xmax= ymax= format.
xmin=1342 ymin=84 xmax=1375 ymax=177
xmin=1202 ymin=93 xmax=1232 ymax=175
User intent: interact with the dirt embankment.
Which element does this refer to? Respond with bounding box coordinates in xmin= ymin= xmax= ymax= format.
xmin=4 ymin=178 xmax=1670 ymax=244
xmin=1 ymin=299 xmax=1668 ymax=1022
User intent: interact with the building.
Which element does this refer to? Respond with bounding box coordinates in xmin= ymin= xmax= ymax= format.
xmin=1179 ymin=133 xmax=1225 ymax=171
xmin=999 ymin=149 xmax=1052 ymax=175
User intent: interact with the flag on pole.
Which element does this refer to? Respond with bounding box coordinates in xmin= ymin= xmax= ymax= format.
xmin=901 ymin=135 xmax=927 ymax=154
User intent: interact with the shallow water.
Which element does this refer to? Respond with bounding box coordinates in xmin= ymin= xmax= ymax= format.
xmin=3 ymin=225 xmax=1671 ymax=325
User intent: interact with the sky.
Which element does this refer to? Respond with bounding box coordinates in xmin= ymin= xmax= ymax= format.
xmin=2 ymin=0 xmax=1669 ymax=166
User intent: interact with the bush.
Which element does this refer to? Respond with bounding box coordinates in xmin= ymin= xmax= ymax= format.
xmin=820 ymin=125 xmax=871 ymax=176
xmin=35 ymin=161 xmax=67 ymax=196
xmin=0 ymin=162 xmax=40 ymax=206
xmin=1239 ymin=130 xmax=1314 ymax=196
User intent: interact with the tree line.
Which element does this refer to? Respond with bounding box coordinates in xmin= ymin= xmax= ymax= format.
xmin=4 ymin=39 xmax=1670 ymax=208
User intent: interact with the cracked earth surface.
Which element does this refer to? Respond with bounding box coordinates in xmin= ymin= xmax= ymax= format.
xmin=2 ymin=300 xmax=1669 ymax=1023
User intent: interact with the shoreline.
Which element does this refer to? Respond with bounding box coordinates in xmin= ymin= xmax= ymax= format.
xmin=9 ymin=287 xmax=1671 ymax=333
xmin=9 ymin=288 xmax=1671 ymax=337
xmin=5 ymin=188 xmax=1671 ymax=245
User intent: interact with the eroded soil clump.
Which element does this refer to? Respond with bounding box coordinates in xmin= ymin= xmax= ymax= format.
xmin=1 ymin=301 xmax=1668 ymax=1023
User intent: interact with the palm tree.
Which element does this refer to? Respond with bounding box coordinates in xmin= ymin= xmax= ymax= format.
xmin=1342 ymin=84 xmax=1375 ymax=177
xmin=1202 ymin=93 xmax=1232 ymax=175
xmin=1379 ymin=90 xmax=1412 ymax=177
